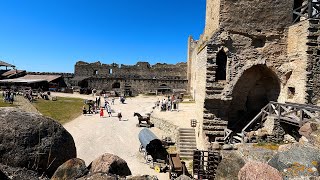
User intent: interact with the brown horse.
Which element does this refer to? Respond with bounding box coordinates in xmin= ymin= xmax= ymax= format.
xmin=134 ymin=112 xmax=151 ymax=125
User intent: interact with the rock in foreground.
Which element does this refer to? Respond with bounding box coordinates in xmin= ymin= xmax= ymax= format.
xmin=51 ymin=158 xmax=88 ymax=180
xmin=89 ymin=153 xmax=131 ymax=177
xmin=0 ymin=107 xmax=77 ymax=176
xmin=268 ymin=144 xmax=320 ymax=179
xmin=238 ymin=161 xmax=282 ymax=180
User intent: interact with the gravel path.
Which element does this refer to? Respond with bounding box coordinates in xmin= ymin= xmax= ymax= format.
xmin=63 ymin=94 xmax=168 ymax=179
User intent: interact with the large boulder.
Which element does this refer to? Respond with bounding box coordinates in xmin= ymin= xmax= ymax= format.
xmin=51 ymin=158 xmax=88 ymax=180
xmin=215 ymin=152 xmax=245 ymax=180
xmin=299 ymin=122 xmax=318 ymax=138
xmin=0 ymin=163 xmax=48 ymax=180
xmin=268 ymin=144 xmax=320 ymax=179
xmin=238 ymin=161 xmax=282 ymax=180
xmin=126 ymin=175 xmax=158 ymax=180
xmin=0 ymin=169 xmax=9 ymax=180
xmin=175 ymin=174 xmax=192 ymax=180
xmin=77 ymin=172 xmax=116 ymax=180
xmin=0 ymin=108 xmax=76 ymax=176
xmin=89 ymin=153 xmax=131 ymax=177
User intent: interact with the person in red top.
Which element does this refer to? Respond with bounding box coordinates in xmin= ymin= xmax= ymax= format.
xmin=100 ymin=107 xmax=104 ymax=118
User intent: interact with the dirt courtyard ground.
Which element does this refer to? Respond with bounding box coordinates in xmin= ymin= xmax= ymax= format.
xmin=58 ymin=93 xmax=181 ymax=179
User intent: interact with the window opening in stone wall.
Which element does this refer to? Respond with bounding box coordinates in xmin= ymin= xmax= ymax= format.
xmin=216 ymin=50 xmax=227 ymax=81
xmin=109 ymin=68 xmax=113 ymax=74
xmin=93 ymin=70 xmax=98 ymax=75
xmin=112 ymin=82 xmax=120 ymax=88
xmin=252 ymin=38 xmax=266 ymax=48
xmin=284 ymin=71 xmax=292 ymax=85
xmin=288 ymin=87 xmax=296 ymax=99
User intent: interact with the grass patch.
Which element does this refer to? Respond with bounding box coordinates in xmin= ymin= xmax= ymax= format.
xmin=0 ymin=95 xmax=17 ymax=107
xmin=253 ymin=142 xmax=280 ymax=150
xmin=33 ymin=97 xmax=84 ymax=124
xmin=0 ymin=101 xmax=17 ymax=107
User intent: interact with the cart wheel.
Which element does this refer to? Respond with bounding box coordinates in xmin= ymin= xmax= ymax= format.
xmin=154 ymin=165 xmax=161 ymax=173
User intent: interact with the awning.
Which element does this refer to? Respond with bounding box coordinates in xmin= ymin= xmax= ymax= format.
xmin=0 ymin=61 xmax=15 ymax=67
xmin=0 ymin=74 xmax=61 ymax=84
xmin=0 ymin=79 xmax=46 ymax=84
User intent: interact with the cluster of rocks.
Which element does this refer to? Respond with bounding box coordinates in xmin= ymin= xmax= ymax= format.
xmin=215 ymin=121 xmax=320 ymax=180
xmin=0 ymin=107 xmax=160 ymax=180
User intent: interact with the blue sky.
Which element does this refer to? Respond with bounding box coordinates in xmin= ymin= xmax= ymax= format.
xmin=0 ymin=0 xmax=205 ymax=73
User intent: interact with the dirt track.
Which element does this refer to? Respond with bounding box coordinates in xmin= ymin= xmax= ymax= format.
xmin=61 ymin=94 xmax=168 ymax=179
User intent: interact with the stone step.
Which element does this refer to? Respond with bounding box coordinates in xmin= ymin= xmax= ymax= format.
xmin=180 ymin=152 xmax=194 ymax=157
xmin=203 ymin=119 xmax=228 ymax=125
xmin=179 ymin=142 xmax=197 ymax=149
xmin=203 ymin=113 xmax=215 ymax=119
xmin=179 ymin=129 xmax=195 ymax=133
xmin=179 ymin=139 xmax=196 ymax=143
xmin=179 ymin=128 xmax=195 ymax=131
xmin=179 ymin=134 xmax=196 ymax=137
xmin=179 ymin=145 xmax=197 ymax=149
xmin=206 ymin=90 xmax=223 ymax=95
xmin=206 ymin=86 xmax=224 ymax=90
xmin=204 ymin=131 xmax=225 ymax=136
xmin=203 ymin=125 xmax=226 ymax=131
xmin=179 ymin=136 xmax=196 ymax=140
xmin=180 ymin=149 xmax=196 ymax=153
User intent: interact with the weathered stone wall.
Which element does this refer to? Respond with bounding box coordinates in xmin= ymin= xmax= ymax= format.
xmin=278 ymin=20 xmax=309 ymax=104
xmin=306 ymin=20 xmax=320 ymax=105
xmin=189 ymin=46 xmax=208 ymax=149
xmin=187 ymin=0 xmax=320 ymax=143
xmin=75 ymin=61 xmax=187 ymax=80
xmin=88 ymin=78 xmax=188 ymax=94
xmin=220 ymin=0 xmax=293 ymax=34
xmin=204 ymin=0 xmax=221 ymax=39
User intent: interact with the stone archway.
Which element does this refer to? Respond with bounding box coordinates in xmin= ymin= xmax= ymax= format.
xmin=227 ymin=65 xmax=280 ymax=132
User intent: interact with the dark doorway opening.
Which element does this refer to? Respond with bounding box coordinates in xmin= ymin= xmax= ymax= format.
xmin=227 ymin=65 xmax=280 ymax=132
xmin=112 ymin=82 xmax=120 ymax=88
xmin=216 ymin=50 xmax=227 ymax=81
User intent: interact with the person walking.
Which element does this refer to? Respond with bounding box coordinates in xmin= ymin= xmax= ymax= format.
xmin=117 ymin=110 xmax=122 ymax=121
xmin=107 ymin=104 xmax=112 ymax=117
xmin=100 ymin=107 xmax=104 ymax=118
xmin=111 ymin=97 xmax=115 ymax=105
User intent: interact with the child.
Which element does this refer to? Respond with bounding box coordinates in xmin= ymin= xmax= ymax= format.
xmin=107 ymin=104 xmax=112 ymax=117
xmin=117 ymin=110 xmax=122 ymax=121
xmin=100 ymin=107 xmax=104 ymax=118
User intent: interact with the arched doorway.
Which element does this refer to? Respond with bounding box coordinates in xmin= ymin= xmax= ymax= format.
xmin=112 ymin=82 xmax=120 ymax=88
xmin=227 ymin=65 xmax=280 ymax=132
xmin=216 ymin=50 xmax=227 ymax=81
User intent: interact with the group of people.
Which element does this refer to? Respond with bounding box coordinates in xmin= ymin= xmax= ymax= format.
xmin=157 ymin=94 xmax=179 ymax=112
xmin=2 ymin=89 xmax=15 ymax=104
xmin=83 ymin=96 xmax=122 ymax=121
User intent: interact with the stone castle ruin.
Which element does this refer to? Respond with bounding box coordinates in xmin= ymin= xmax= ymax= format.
xmin=72 ymin=61 xmax=188 ymax=95
xmin=188 ymin=0 xmax=320 ymax=147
